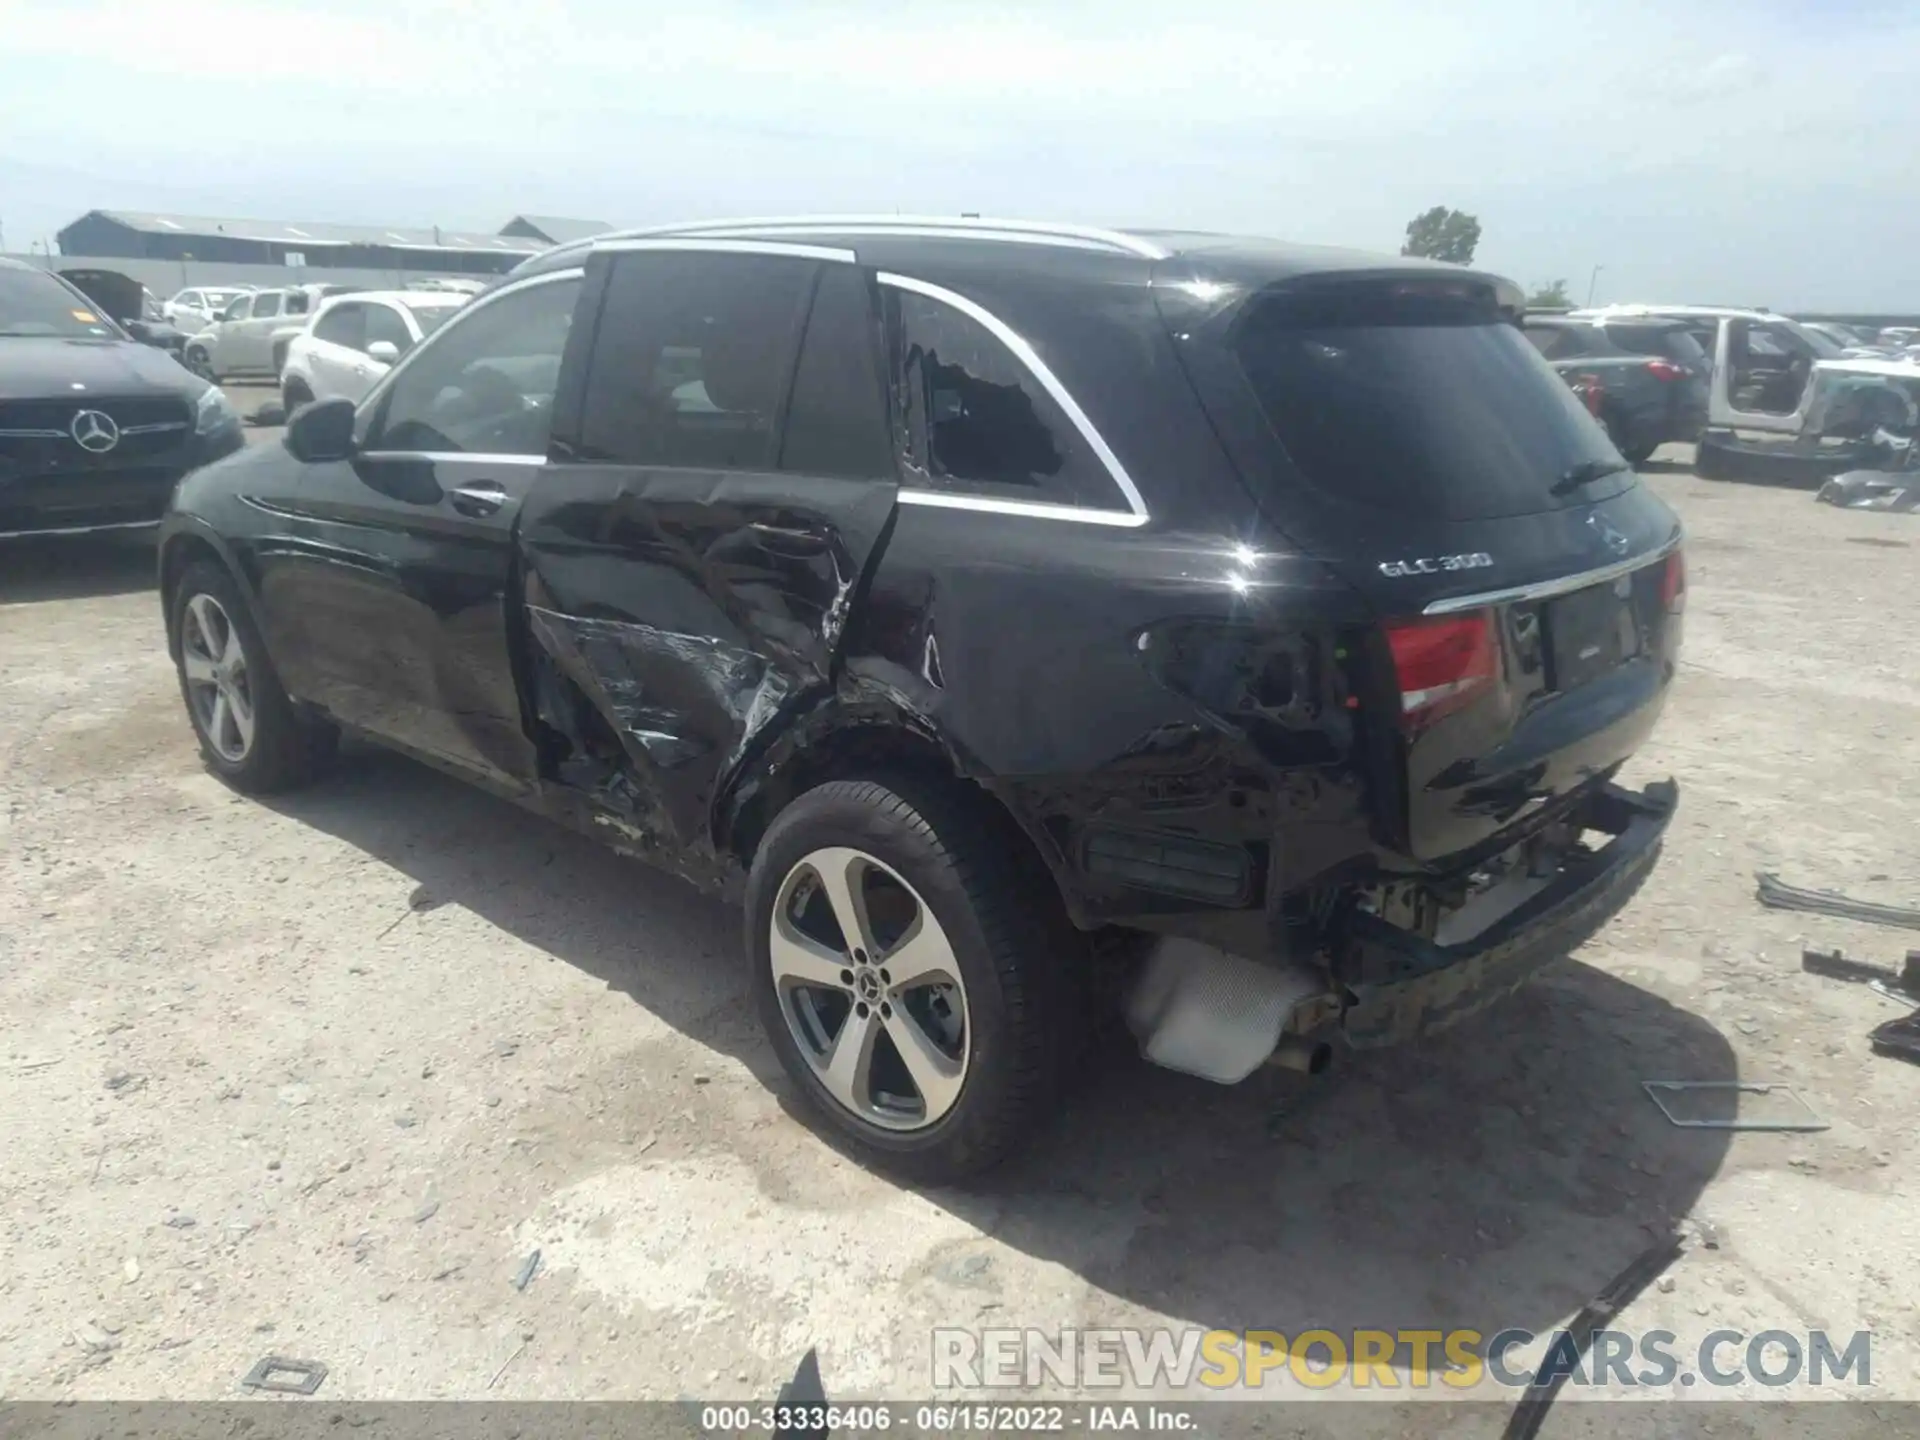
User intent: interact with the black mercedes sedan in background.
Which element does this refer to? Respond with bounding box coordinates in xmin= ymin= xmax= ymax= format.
xmin=0 ymin=258 xmax=242 ymax=542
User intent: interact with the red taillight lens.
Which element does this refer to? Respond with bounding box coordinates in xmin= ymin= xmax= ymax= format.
xmin=1645 ymin=358 xmax=1688 ymax=381
xmin=1384 ymin=611 xmax=1497 ymax=729
xmin=1659 ymin=549 xmax=1686 ymax=613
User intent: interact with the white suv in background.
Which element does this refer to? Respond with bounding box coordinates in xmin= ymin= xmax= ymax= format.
xmin=184 ymin=283 xmax=363 ymax=381
xmin=163 ymin=286 xmax=251 ymax=333
xmin=278 ymin=290 xmax=469 ymax=409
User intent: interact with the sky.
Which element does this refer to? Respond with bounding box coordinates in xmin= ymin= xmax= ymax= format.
xmin=1 ymin=0 xmax=1915 ymax=310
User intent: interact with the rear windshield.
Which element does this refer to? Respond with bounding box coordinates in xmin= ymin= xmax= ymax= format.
xmin=1232 ymin=280 xmax=1627 ymax=519
xmin=1606 ymin=322 xmax=1708 ymax=366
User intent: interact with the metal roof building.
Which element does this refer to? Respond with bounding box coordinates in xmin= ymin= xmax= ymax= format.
xmin=56 ymin=210 xmax=546 ymax=275
xmin=498 ymin=214 xmax=614 ymax=245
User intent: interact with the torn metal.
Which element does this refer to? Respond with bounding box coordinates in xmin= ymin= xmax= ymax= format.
xmin=1816 ymin=468 xmax=1920 ymax=512
xmin=1756 ymin=871 xmax=1920 ymax=931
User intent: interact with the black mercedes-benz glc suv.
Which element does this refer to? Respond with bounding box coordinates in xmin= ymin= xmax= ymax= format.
xmin=157 ymin=216 xmax=1683 ymax=1179
xmin=1 ymin=258 xmax=242 ymax=542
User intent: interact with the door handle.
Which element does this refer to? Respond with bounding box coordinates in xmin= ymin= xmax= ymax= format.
xmin=449 ymin=481 xmax=508 ymax=518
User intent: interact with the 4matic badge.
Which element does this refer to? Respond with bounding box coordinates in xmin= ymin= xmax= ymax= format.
xmin=1378 ymin=552 xmax=1493 ymax=578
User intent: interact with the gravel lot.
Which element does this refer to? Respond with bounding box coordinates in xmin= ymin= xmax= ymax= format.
xmin=1 ymin=439 xmax=1916 ymax=1410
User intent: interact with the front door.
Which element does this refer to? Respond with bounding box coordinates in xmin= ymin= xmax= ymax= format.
xmin=518 ymin=247 xmax=900 ymax=853
xmin=274 ymin=269 xmax=586 ymax=790
xmin=1708 ymin=318 xmax=1819 ymax=435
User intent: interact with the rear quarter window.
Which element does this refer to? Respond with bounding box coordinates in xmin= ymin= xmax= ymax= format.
xmin=1231 ymin=279 xmax=1627 ymax=520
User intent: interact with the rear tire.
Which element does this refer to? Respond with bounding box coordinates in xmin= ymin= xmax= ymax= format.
xmin=745 ymin=776 xmax=1078 ymax=1182
xmin=282 ymin=377 xmax=314 ymax=414
xmin=171 ymin=561 xmax=336 ymax=793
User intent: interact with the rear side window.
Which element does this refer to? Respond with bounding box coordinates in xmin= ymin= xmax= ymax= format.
xmin=1232 ymin=279 xmax=1624 ymax=520
xmin=887 ymin=285 xmax=1123 ymax=511
xmin=1523 ymin=324 xmax=1593 ymax=360
xmin=576 ymin=251 xmax=814 ymax=470
xmin=253 ymin=292 xmax=283 ymax=319
xmin=779 ymin=264 xmax=892 ymax=479
xmin=1606 ymin=322 xmax=1707 ymax=366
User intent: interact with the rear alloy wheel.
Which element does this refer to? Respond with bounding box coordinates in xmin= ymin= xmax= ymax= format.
xmin=171 ymin=561 xmax=336 ymax=792
xmin=770 ymin=846 xmax=971 ymax=1132
xmin=747 ymin=777 xmax=1076 ymax=1180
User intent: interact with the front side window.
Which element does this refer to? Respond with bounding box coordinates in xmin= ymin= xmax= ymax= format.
xmin=574 ymin=251 xmax=815 ymax=469
xmin=313 ymin=301 xmax=367 ymax=350
xmin=221 ymin=296 xmax=252 ymax=322
xmin=364 ymin=304 xmax=414 ymax=355
xmin=365 ymin=275 xmax=581 ymax=457
xmin=253 ymin=292 xmax=283 ymax=319
xmin=0 ymin=269 xmax=120 ymax=339
xmin=888 ymin=285 xmax=1122 ymax=511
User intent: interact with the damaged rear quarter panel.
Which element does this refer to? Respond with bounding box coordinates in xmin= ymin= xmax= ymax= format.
xmin=516 ymin=462 xmax=898 ymax=859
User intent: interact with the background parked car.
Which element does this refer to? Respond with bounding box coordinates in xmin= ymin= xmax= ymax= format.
xmin=279 ymin=290 xmax=468 ymax=408
xmin=1521 ymin=312 xmax=1710 ymax=463
xmin=163 ymin=286 xmax=251 ymax=334
xmin=184 ymin=283 xmax=361 ymax=382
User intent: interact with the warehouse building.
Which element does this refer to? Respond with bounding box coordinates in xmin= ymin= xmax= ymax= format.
xmin=55 ymin=210 xmax=549 ymax=275
xmin=498 ymin=214 xmax=614 ymax=246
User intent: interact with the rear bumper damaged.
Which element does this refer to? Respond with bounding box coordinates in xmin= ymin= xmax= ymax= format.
xmin=1334 ymin=778 xmax=1677 ymax=1048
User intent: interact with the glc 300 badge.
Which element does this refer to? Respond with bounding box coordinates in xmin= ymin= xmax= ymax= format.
xmin=1378 ymin=552 xmax=1493 ymax=578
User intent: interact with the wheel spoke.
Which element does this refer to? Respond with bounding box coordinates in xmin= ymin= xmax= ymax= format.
xmin=816 ymin=1005 xmax=881 ymax=1115
xmin=226 ymin=683 xmax=256 ymax=752
xmin=770 ymin=914 xmax=853 ymax=992
xmin=884 ymin=1005 xmax=965 ymax=1120
xmin=187 ymin=595 xmax=223 ymax=660
xmin=181 ymin=650 xmax=217 ymax=684
xmin=814 ymin=848 xmax=878 ymax=958
xmin=879 ymin=913 xmax=957 ymax=989
xmin=210 ymin=692 xmax=234 ymax=753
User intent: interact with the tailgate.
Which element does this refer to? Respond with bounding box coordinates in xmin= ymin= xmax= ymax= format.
xmin=1158 ymin=267 xmax=1686 ymax=862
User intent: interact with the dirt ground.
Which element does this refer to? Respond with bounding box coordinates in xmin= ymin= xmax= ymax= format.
xmin=1 ymin=439 xmax=1916 ymax=1414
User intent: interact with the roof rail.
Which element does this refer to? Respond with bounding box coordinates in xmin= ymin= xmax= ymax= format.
xmin=584 ymin=214 xmax=1171 ymax=261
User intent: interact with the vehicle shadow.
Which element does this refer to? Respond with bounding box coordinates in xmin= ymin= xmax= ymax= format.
xmin=265 ymin=747 xmax=1735 ymax=1376
xmin=0 ymin=536 xmax=157 ymax=603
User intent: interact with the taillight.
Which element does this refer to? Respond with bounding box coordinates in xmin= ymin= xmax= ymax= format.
xmin=1645 ymin=358 xmax=1688 ymax=381
xmin=1384 ymin=611 xmax=1497 ymax=730
xmin=1659 ymin=549 xmax=1686 ymax=614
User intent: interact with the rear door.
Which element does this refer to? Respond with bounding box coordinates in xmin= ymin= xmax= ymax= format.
xmin=519 ymin=242 xmax=899 ymax=852
xmin=230 ymin=290 xmax=282 ymax=370
xmin=1166 ymin=272 xmax=1684 ymax=860
xmin=275 ymin=268 xmax=585 ymax=789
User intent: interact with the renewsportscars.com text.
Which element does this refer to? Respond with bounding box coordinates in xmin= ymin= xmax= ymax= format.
xmin=933 ymin=1326 xmax=1872 ymax=1392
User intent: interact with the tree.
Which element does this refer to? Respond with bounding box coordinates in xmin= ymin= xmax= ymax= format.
xmin=1526 ymin=279 xmax=1572 ymax=308
xmin=1401 ymin=206 xmax=1482 ymax=265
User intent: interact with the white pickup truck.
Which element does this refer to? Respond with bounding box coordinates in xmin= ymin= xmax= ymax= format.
xmin=183 ymin=283 xmax=365 ymax=382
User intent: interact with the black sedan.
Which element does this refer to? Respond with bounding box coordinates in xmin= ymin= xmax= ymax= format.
xmin=0 ymin=259 xmax=243 ymax=542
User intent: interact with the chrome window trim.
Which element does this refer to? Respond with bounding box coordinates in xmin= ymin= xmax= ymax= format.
xmin=1420 ymin=532 xmax=1684 ymax=615
xmin=355 ymin=450 xmax=545 ymax=467
xmin=896 ymin=491 xmax=1147 ymax=527
xmin=877 ymin=270 xmax=1150 ymax=528
xmin=353 ymin=265 xmax=583 ymax=431
xmin=591 ymin=237 xmax=856 ymax=264
xmin=590 ymin=214 xmax=1170 ymax=261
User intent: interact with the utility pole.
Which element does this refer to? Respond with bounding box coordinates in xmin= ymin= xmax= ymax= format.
xmin=1586 ymin=264 xmax=1606 ymax=307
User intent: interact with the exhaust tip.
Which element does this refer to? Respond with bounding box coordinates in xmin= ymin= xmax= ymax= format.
xmin=1268 ymin=1038 xmax=1332 ymax=1076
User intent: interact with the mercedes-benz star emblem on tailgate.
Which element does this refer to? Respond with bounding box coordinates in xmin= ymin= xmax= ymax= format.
xmin=70 ymin=409 xmax=121 ymax=453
